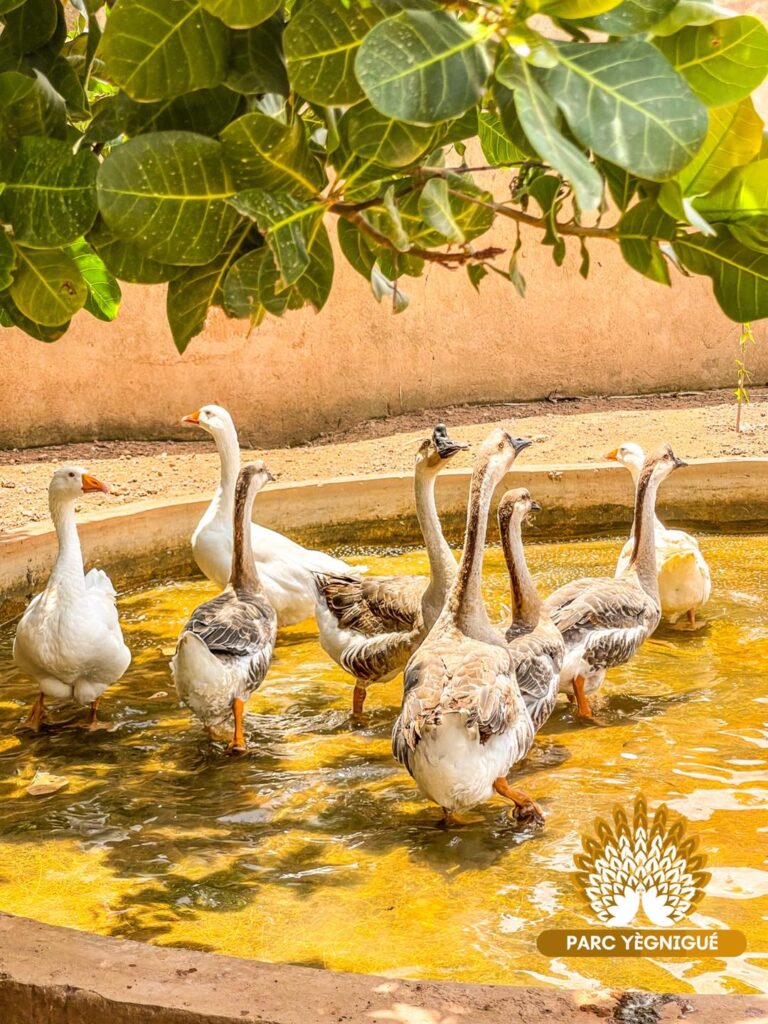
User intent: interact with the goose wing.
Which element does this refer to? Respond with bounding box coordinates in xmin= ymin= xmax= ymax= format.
xmin=393 ymin=637 xmax=522 ymax=767
xmin=315 ymin=573 xmax=427 ymax=635
xmin=546 ymin=577 xmax=653 ymax=635
xmin=506 ymin=623 xmax=564 ymax=730
xmin=186 ymin=590 xmax=276 ymax=659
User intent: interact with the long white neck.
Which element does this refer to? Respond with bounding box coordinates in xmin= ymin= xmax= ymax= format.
xmin=208 ymin=423 xmax=242 ymax=526
xmin=447 ymin=459 xmax=501 ymax=637
xmin=49 ymin=494 xmax=85 ymax=588
xmin=416 ymin=464 xmax=456 ymax=613
xmin=502 ymin=513 xmax=540 ymax=628
xmin=627 ymin=468 xmax=663 ymax=601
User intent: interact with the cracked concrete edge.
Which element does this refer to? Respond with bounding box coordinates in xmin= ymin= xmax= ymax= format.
xmin=1 ymin=458 xmax=767 ymax=620
xmin=0 ymin=914 xmax=766 ymax=1024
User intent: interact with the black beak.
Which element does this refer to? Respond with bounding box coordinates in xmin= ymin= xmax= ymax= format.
xmin=530 ymin=499 xmax=542 ymax=513
xmin=432 ymin=425 xmax=470 ymax=459
xmin=509 ymin=435 xmax=532 ymax=454
xmin=673 ymin=456 xmax=687 ymax=470
xmin=266 ymin=469 xmax=277 ymax=482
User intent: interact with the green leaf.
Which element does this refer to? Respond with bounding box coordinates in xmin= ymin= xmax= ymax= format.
xmin=371 ymin=261 xmax=409 ymax=313
xmin=478 ymin=111 xmax=528 ymax=167
xmin=534 ymin=0 xmax=622 ymax=17
xmin=223 ymin=219 xmax=332 ymax=318
xmin=10 ymin=245 xmax=87 ymax=325
xmin=1 ymin=136 xmax=99 ymax=248
xmin=356 ymin=10 xmax=491 ymax=125
xmin=418 ymin=177 xmax=464 ymax=243
xmin=226 ymin=16 xmax=289 ymax=96
xmin=691 ymin=160 xmax=768 ymax=227
xmin=65 ymin=237 xmax=121 ymax=322
xmin=677 ymin=98 xmax=764 ymax=197
xmin=655 ymin=16 xmax=768 ymax=107
xmin=596 ymin=158 xmax=638 ymax=211
xmin=97 ymin=132 xmax=239 ymax=266
xmin=582 ymin=0 xmax=678 ymax=35
xmin=228 ymin=189 xmax=322 ymax=287
xmin=0 ymin=293 xmax=69 ymax=341
xmin=88 ymin=218 xmax=184 ymax=284
xmin=497 ymin=58 xmax=603 ymax=213
xmin=467 ymin=262 xmax=487 ymax=291
xmin=342 ymin=102 xmax=435 ymax=168
xmin=0 ymin=230 xmax=16 ymax=291
xmin=167 ymin=239 xmax=247 ymax=351
xmin=493 ymin=82 xmax=538 ymax=159
xmin=674 ymin=234 xmax=768 ymax=320
xmin=46 ymin=55 xmax=88 ymax=119
xmin=651 ymin=1 xmax=730 ymax=37
xmin=284 ymin=0 xmax=381 ymax=106
xmin=0 ymin=69 xmax=66 ymax=139
xmin=618 ymin=198 xmax=676 ymax=285
xmin=543 ymin=40 xmax=708 ymax=180
xmin=3 ymin=0 xmax=58 ymax=53
xmin=337 ymin=218 xmax=377 ymax=279
xmin=220 ymin=112 xmax=323 ymax=196
xmin=99 ymin=0 xmax=230 ymax=101
xmin=398 ymin=174 xmax=493 ymax=246
xmin=88 ymin=87 xmax=241 ymax=141
xmin=0 ymin=0 xmax=25 ymax=13
xmin=199 ymin=0 xmax=279 ymax=29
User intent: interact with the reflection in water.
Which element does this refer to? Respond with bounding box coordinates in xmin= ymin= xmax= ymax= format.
xmin=0 ymin=535 xmax=766 ymax=994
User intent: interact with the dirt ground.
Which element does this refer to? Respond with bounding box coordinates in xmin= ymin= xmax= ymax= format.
xmin=1 ymin=389 xmax=766 ymax=533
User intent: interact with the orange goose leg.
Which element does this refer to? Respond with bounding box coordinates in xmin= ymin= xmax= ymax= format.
xmin=572 ymin=676 xmax=594 ymax=719
xmin=228 ymin=698 xmax=247 ymax=754
xmin=493 ymin=778 xmax=545 ymax=827
xmin=25 ymin=693 xmax=46 ymax=732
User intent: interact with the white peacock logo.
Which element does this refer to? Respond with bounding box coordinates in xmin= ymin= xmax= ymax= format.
xmin=574 ymin=797 xmax=710 ymax=928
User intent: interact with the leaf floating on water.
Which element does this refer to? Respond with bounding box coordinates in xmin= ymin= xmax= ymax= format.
xmin=161 ymin=647 xmax=176 ymax=658
xmin=148 ymin=690 xmax=169 ymax=700
xmin=27 ymin=770 xmax=69 ymax=797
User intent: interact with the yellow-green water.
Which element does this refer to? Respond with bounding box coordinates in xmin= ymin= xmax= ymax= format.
xmin=0 ymin=535 xmax=767 ymax=996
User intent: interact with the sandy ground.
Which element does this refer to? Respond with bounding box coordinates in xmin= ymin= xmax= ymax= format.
xmin=1 ymin=389 xmax=767 ymax=533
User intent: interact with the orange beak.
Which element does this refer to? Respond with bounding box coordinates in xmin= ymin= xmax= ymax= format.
xmin=82 ymin=473 xmax=109 ymax=494
xmin=604 ymin=448 xmax=619 ymax=462
xmin=181 ymin=409 xmax=201 ymax=426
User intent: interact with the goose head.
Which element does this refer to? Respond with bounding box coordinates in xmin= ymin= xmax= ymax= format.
xmin=498 ymin=488 xmax=542 ymax=534
xmin=49 ymin=466 xmax=109 ymax=503
xmin=477 ymin=427 xmax=532 ymax=478
xmin=236 ymin=460 xmax=275 ymax=498
xmin=181 ymin=404 xmax=235 ymax=438
xmin=416 ymin=424 xmax=470 ymax=471
xmin=605 ymin=442 xmax=645 ymax=480
xmin=645 ymin=443 xmax=687 ymax=485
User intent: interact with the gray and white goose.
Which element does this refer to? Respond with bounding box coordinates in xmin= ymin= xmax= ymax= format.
xmin=171 ymin=462 xmax=277 ymax=753
xmin=544 ymin=445 xmax=686 ymax=720
xmin=498 ymin=489 xmax=564 ymax=734
xmin=314 ymin=424 xmax=469 ymax=717
xmin=392 ymin=429 xmax=542 ymax=825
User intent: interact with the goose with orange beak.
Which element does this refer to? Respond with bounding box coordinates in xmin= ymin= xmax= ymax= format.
xmin=605 ymin=443 xmax=710 ymax=626
xmin=181 ymin=404 xmax=364 ymax=627
xmin=13 ymin=467 xmax=131 ymax=731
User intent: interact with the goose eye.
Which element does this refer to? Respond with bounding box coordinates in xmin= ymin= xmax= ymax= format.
xmin=68 ymin=472 xmax=75 ymax=478
xmin=497 ymin=441 xmax=504 ymax=451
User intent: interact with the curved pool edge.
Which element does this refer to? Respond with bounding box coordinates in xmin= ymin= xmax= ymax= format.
xmin=2 ymin=457 xmax=767 ymax=620
xmin=0 ymin=913 xmax=765 ymax=1024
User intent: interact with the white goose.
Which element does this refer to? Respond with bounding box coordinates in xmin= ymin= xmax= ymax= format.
xmin=606 ymin=442 xmax=711 ymax=626
xmin=13 ymin=467 xmax=131 ymax=731
xmin=182 ymin=404 xmax=362 ymax=627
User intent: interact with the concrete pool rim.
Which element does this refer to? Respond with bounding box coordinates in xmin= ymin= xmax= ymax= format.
xmin=2 ymin=455 xmax=767 ymax=619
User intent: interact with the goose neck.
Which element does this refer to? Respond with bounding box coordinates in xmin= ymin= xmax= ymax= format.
xmin=210 ymin=424 xmax=242 ymax=523
xmin=502 ymin=515 xmax=540 ymax=627
xmin=231 ymin=478 xmax=263 ymax=595
xmin=448 ymin=460 xmax=499 ymax=633
xmin=415 ymin=462 xmax=456 ymax=606
xmin=628 ymin=468 xmax=662 ymax=599
xmin=49 ymin=494 xmax=85 ymax=587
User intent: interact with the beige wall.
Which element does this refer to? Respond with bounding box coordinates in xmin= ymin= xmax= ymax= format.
xmin=2 ymin=164 xmax=767 ymax=449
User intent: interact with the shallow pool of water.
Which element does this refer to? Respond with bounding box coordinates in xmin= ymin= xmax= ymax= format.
xmin=0 ymin=535 xmax=766 ymax=995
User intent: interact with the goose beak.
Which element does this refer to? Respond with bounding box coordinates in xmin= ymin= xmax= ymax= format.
xmin=673 ymin=455 xmax=688 ymax=470
xmin=82 ymin=474 xmax=109 ymax=495
xmin=435 ymin=435 xmax=471 ymax=459
xmin=530 ymin=499 xmax=542 ymax=513
xmin=510 ymin=436 xmax=532 ymax=454
xmin=181 ymin=410 xmax=201 ymax=426
xmin=604 ymin=448 xmax=619 ymax=461
xmin=266 ymin=470 xmax=277 ymax=483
